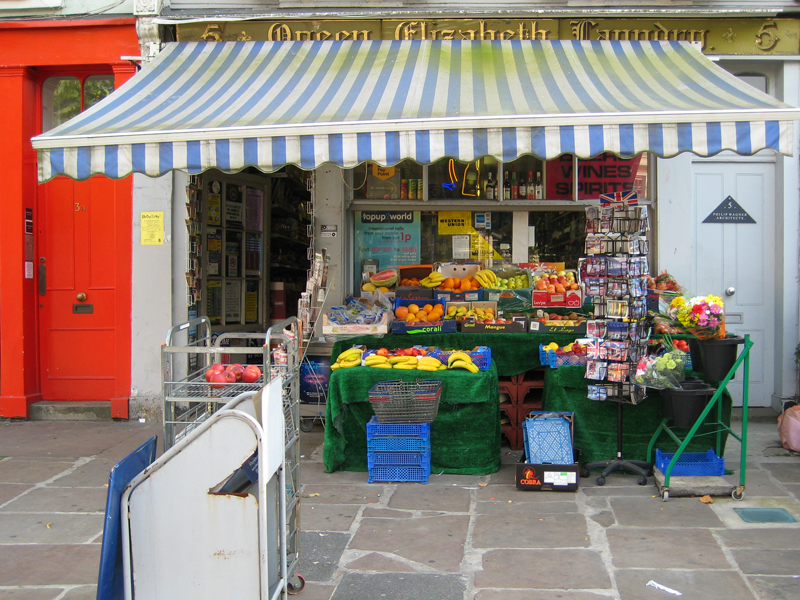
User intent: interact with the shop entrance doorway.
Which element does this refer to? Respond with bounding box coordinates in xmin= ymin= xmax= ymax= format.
xmin=690 ymin=156 xmax=776 ymax=406
xmin=37 ymin=176 xmax=132 ymax=411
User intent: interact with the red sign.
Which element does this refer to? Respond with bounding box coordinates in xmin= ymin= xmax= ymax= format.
xmin=546 ymin=153 xmax=642 ymax=200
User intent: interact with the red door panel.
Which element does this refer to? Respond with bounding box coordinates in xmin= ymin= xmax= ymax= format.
xmin=38 ymin=176 xmax=130 ymax=402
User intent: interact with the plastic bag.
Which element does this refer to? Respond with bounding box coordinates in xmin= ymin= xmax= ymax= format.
xmin=634 ymin=350 xmax=686 ymax=389
xmin=778 ymin=404 xmax=800 ymax=452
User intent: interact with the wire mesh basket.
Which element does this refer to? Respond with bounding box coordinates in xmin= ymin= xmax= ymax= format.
xmin=368 ymin=379 xmax=443 ymax=423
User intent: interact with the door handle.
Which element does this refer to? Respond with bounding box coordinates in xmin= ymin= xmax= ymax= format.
xmin=38 ymin=260 xmax=46 ymax=296
xmin=76 ymin=293 xmax=87 ymax=302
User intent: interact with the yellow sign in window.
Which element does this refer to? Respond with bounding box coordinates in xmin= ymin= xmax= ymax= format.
xmin=140 ymin=212 xmax=164 ymax=245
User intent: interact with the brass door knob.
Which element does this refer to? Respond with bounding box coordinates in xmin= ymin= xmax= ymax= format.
xmin=76 ymin=293 xmax=87 ymax=302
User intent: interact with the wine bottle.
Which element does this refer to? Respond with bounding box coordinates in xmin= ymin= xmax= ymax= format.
xmin=511 ymin=166 xmax=519 ymax=200
xmin=527 ymin=171 xmax=535 ymax=200
xmin=534 ymin=171 xmax=543 ymax=199
xmin=503 ymin=171 xmax=511 ymax=200
xmin=485 ymin=171 xmax=495 ymax=200
xmin=519 ymin=175 xmax=527 ymax=199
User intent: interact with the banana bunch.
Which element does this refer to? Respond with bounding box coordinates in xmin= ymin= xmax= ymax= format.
xmin=390 ymin=355 xmax=418 ymax=370
xmin=419 ymin=271 xmax=444 ymax=288
xmin=447 ymin=352 xmax=480 ymax=374
xmin=330 ymin=347 xmax=363 ymax=370
xmin=363 ymin=354 xmax=393 ymax=369
xmin=445 ymin=305 xmax=469 ymax=320
xmin=417 ymin=356 xmax=446 ymax=372
xmin=474 ymin=269 xmax=498 ymax=289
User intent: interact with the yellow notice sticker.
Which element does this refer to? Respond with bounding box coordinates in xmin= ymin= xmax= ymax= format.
xmin=140 ymin=212 xmax=164 ymax=245
xmin=438 ymin=211 xmax=473 ymax=235
xmin=371 ymin=164 xmax=396 ymax=180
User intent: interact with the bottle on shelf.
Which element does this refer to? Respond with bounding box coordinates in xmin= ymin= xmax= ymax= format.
xmin=485 ymin=171 xmax=495 ymax=200
xmin=503 ymin=171 xmax=511 ymax=200
xmin=534 ymin=171 xmax=544 ymax=199
xmin=527 ymin=171 xmax=535 ymax=200
xmin=511 ymin=166 xmax=519 ymax=200
xmin=518 ymin=174 xmax=527 ymax=199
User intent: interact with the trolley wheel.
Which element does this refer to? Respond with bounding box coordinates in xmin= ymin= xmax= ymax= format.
xmin=581 ymin=469 xmax=591 ymax=478
xmin=637 ymin=475 xmax=648 ymax=486
xmin=299 ymin=419 xmax=315 ymax=433
xmin=661 ymin=489 xmax=669 ymax=502
xmin=596 ymin=476 xmax=606 ymax=486
xmin=287 ymin=573 xmax=305 ymax=595
xmin=645 ymin=469 xmax=654 ymax=477
xmin=732 ymin=488 xmax=745 ymax=501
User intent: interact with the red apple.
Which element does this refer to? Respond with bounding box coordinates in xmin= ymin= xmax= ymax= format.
xmin=209 ymin=372 xmax=227 ymax=389
xmin=376 ymin=348 xmax=390 ymax=356
xmin=242 ymin=365 xmax=262 ymax=384
xmin=205 ymin=363 xmax=226 ymax=382
xmin=222 ymin=369 xmax=237 ymax=384
xmin=226 ymin=364 xmax=245 ymax=381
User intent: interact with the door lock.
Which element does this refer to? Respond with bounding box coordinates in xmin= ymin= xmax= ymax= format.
xmin=76 ymin=293 xmax=87 ymax=302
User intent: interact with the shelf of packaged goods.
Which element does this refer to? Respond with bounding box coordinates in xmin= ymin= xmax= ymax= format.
xmin=270 ymin=263 xmax=308 ymax=273
xmin=271 ymin=234 xmax=310 ymax=248
xmin=271 ymin=204 xmax=310 ymax=222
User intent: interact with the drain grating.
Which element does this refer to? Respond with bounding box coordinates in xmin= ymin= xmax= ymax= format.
xmin=733 ymin=508 xmax=797 ymax=523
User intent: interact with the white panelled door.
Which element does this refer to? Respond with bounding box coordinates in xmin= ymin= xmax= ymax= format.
xmin=690 ymin=157 xmax=776 ymax=406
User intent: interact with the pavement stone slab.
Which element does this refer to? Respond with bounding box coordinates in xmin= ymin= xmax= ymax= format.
xmin=721 ymin=467 xmax=791 ymax=497
xmin=747 ymin=575 xmax=800 ymax=600
xmin=476 ymin=499 xmax=577 ymax=516
xmin=301 ymin=484 xmax=382 ymax=504
xmin=607 ymin=528 xmax=730 ymax=569
xmin=388 ymin=484 xmax=471 ymax=512
xmin=330 ymin=572 xmax=466 ymax=600
xmin=475 ymin=591 xmax=613 ymax=600
xmin=581 ymin=485 xmax=659 ymax=497
xmin=0 ymin=513 xmax=103 ymax=544
xmin=0 ymin=590 xmax=62 ymax=600
xmin=0 ymin=484 xmax=31 ymax=506
xmin=47 ymin=459 xmax=116 ymax=488
xmin=361 ymin=507 xmax=413 ymax=519
xmin=476 ymin=485 xmax=577 ymax=504
xmin=0 ymin=545 xmax=101 ymax=586
xmin=614 ymin=567 xmax=756 ymax=600
xmin=299 ymin=531 xmax=350 ymax=583
xmin=0 ymin=460 xmax=74 ymax=485
xmin=296 ymin=582 xmax=334 ymax=600
xmin=301 ymin=462 xmax=375 ymax=485
xmin=348 ymin=515 xmax=469 ymax=572
xmin=302 ymin=503 xmax=358 ymax=531
xmin=475 ymin=548 xmax=612 ymax=590
xmin=717 ymin=527 xmax=800 ymax=549
xmin=345 ymin=551 xmax=418 ymax=572
xmin=0 ymin=487 xmax=106 ymax=514
xmin=730 ymin=549 xmax=800 ymax=575
xmin=589 ymin=510 xmax=616 ymax=528
xmin=784 ymin=483 xmax=800 ymax=501
xmin=610 ymin=496 xmax=725 ymax=527
xmin=759 ymin=462 xmax=800 ymax=484
xmin=472 ymin=511 xmax=589 ymax=549
xmin=60 ymin=586 xmax=97 ymax=600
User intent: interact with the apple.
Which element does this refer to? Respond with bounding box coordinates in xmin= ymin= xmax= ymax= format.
xmin=226 ymin=363 xmax=245 ymax=381
xmin=205 ymin=363 xmax=226 ymax=382
xmin=242 ymin=365 xmax=261 ymax=383
xmin=209 ymin=372 xmax=228 ymax=389
xmin=222 ymin=369 xmax=237 ymax=384
xmin=376 ymin=348 xmax=390 ymax=356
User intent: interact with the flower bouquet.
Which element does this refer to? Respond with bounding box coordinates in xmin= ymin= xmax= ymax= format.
xmin=634 ymin=345 xmax=687 ymax=390
xmin=667 ymin=294 xmax=726 ymax=340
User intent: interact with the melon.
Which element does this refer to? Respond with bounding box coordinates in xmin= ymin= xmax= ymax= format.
xmin=370 ymin=269 xmax=397 ymax=287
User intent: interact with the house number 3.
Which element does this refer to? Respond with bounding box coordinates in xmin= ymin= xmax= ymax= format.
xmin=74 ymin=203 xmax=87 ymax=212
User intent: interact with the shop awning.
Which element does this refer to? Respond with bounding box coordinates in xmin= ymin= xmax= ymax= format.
xmin=32 ymin=39 xmax=800 ymax=182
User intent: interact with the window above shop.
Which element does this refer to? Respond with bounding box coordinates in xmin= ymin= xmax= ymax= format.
xmin=41 ymin=74 xmax=114 ymax=132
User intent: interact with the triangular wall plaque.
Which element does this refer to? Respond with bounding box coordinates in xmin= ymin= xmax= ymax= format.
xmin=703 ymin=196 xmax=756 ymax=223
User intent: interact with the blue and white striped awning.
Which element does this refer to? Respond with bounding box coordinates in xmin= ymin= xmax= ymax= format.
xmin=32 ymin=39 xmax=800 ymax=182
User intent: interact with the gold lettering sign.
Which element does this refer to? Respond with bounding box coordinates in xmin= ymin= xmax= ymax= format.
xmin=176 ymin=18 xmax=800 ymax=55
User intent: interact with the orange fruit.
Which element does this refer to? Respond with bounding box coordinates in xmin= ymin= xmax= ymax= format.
xmin=554 ymin=284 xmax=566 ymax=293
xmin=422 ymin=304 xmax=434 ymax=314
xmin=407 ymin=303 xmax=420 ymax=314
xmin=452 ymin=277 xmax=461 ymax=288
xmin=462 ymin=276 xmax=473 ymax=285
xmin=395 ymin=306 xmax=409 ymax=319
xmin=416 ymin=311 xmax=428 ymax=321
xmin=442 ymin=278 xmax=454 ymax=289
xmin=406 ymin=313 xmax=417 ymax=322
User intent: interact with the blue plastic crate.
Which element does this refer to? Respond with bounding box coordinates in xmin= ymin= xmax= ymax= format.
xmin=366 ymin=416 xmax=431 ymax=439
xmin=368 ymin=465 xmax=430 ymax=484
xmin=523 ymin=413 xmax=573 ymax=465
xmin=655 ymin=449 xmax=725 ymax=477
xmin=368 ymin=450 xmax=432 ymax=470
xmin=368 ymin=437 xmax=432 ymax=453
xmin=429 ymin=346 xmax=492 ymax=371
xmin=538 ymin=344 xmax=587 ymax=369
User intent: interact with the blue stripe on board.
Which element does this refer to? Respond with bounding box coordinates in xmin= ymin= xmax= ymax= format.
xmin=385 ymin=131 xmax=401 ymax=165
xmin=159 ymin=142 xmax=173 ymax=175
xmin=308 ymin=41 xmax=366 ymax=121
xmin=574 ymin=41 xmax=630 ymax=112
xmin=357 ymin=132 xmax=372 ymax=163
xmin=527 ymin=40 xmax=573 ymax=114
xmin=244 ymin=138 xmax=259 ymax=166
xmin=677 ymin=123 xmax=693 ymax=153
xmin=76 ymin=147 xmax=91 ymax=180
xmin=132 ymin=144 xmax=146 ymax=174
xmin=706 ymin=122 xmax=722 ymax=154
xmin=104 ymin=145 xmax=118 ymax=178
xmin=187 ymin=140 xmax=202 ymax=173
xmin=588 ymin=124 xmax=605 ymax=157
xmin=50 ymin=148 xmax=64 ymax=177
xmin=300 ymin=136 xmax=315 ymax=169
xmin=387 ymin=41 xmax=422 ymax=119
xmin=509 ymin=41 xmax=544 ymax=114
xmin=271 ymin=137 xmax=287 ymax=168
xmin=608 ymin=42 xmax=677 ymax=113
xmin=619 ymin=123 xmax=635 ymax=157
xmin=360 ymin=40 xmax=404 ymax=120
xmin=559 ymin=126 xmax=575 ymax=155
xmin=648 ymin=124 xmax=664 ymax=156
xmin=444 ymin=130 xmax=460 ymax=158
xmin=415 ymin=130 xmax=431 ymax=164
xmin=216 ymin=139 xmax=230 ymax=171
xmin=473 ymin=129 xmax=489 ymax=158
xmin=735 ymin=122 xmax=751 ymax=154
xmin=550 ymin=40 xmax=603 ymax=112
xmin=416 ymin=41 xmax=442 ymax=118
xmin=444 ymin=42 xmax=462 ymax=117
xmin=766 ymin=121 xmax=781 ymax=148
xmin=328 ymin=134 xmax=344 ymax=165
xmin=331 ymin=41 xmax=381 ymax=121
xmin=501 ymin=128 xmax=518 ymax=161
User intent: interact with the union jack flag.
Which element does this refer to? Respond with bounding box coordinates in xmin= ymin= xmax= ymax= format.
xmin=599 ymin=190 xmax=638 ymax=207
xmin=587 ymin=338 xmax=604 ymax=359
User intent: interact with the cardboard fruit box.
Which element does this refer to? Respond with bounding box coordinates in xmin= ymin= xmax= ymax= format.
xmin=461 ymin=313 xmax=527 ymax=333
xmin=391 ymin=298 xmax=457 ymax=334
xmin=531 ymin=289 xmax=583 ymax=308
xmin=434 ymin=262 xmax=484 ymax=302
xmin=396 ymin=264 xmax=435 ymax=299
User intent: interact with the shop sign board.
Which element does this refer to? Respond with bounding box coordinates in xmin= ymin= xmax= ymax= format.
xmin=547 ymin=153 xmax=642 ymax=200
xmin=355 ymin=211 xmax=421 ymax=271
xmin=702 ymin=196 xmax=756 ymax=224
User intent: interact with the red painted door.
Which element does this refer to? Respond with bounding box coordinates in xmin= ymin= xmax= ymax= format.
xmin=38 ymin=175 xmax=131 ymax=406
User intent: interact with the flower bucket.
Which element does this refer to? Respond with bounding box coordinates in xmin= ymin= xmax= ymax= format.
xmin=688 ymin=337 xmax=704 ymax=374
xmin=663 ymin=384 xmax=716 ymax=428
xmin=698 ymin=335 xmax=745 ymax=381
